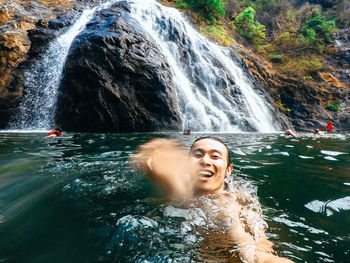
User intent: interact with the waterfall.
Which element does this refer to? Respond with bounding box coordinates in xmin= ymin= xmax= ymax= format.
xmin=9 ymin=0 xmax=281 ymax=132
xmin=9 ymin=0 xmax=118 ymax=130
xmin=130 ymin=0 xmax=280 ymax=132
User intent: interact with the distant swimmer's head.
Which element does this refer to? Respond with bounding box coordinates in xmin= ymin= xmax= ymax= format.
xmin=189 ymin=137 xmax=233 ymax=196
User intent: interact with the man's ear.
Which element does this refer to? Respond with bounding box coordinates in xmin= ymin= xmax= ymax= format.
xmin=226 ymin=164 xmax=233 ymax=176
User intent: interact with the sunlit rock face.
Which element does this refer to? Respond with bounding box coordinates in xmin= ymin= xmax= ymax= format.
xmin=0 ymin=0 xmax=74 ymax=127
xmin=55 ymin=2 xmax=181 ymax=132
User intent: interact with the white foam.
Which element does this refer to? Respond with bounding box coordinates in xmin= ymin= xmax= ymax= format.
xmin=324 ymin=156 xmax=338 ymax=161
xmin=321 ymin=150 xmax=346 ymax=156
xmin=305 ymin=197 xmax=350 ymax=216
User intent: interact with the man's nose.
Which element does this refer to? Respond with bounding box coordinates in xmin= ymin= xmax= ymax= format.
xmin=200 ymin=154 xmax=211 ymax=165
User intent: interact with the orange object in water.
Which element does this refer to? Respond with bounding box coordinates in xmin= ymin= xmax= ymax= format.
xmin=47 ymin=129 xmax=62 ymax=137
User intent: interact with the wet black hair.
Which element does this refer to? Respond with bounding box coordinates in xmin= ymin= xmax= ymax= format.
xmin=190 ymin=136 xmax=232 ymax=167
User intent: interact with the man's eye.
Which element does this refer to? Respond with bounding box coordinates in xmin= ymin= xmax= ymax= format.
xmin=212 ymin=155 xmax=220 ymax=159
xmin=195 ymin=153 xmax=202 ymax=158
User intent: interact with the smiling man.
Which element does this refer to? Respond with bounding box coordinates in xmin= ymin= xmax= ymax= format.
xmin=132 ymin=137 xmax=293 ymax=263
xmin=190 ymin=137 xmax=233 ymax=196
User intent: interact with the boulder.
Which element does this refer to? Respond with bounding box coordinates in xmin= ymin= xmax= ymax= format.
xmin=55 ymin=2 xmax=181 ymax=132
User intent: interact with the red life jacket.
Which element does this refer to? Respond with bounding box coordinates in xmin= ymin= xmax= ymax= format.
xmin=47 ymin=130 xmax=62 ymax=137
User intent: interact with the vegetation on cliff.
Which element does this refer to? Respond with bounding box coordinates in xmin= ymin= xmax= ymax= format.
xmin=168 ymin=0 xmax=348 ymax=80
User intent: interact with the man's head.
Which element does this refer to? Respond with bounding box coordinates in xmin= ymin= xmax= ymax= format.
xmin=189 ymin=137 xmax=233 ymax=196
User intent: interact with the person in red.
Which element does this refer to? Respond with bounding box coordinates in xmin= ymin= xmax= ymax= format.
xmin=47 ymin=128 xmax=62 ymax=137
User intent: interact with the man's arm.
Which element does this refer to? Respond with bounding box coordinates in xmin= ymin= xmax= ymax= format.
xmin=229 ymin=217 xmax=293 ymax=263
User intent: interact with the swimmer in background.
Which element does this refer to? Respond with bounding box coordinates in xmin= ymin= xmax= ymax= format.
xmin=132 ymin=137 xmax=293 ymax=263
xmin=183 ymin=129 xmax=191 ymax=135
xmin=314 ymin=128 xmax=326 ymax=135
xmin=285 ymin=129 xmax=298 ymax=137
xmin=47 ymin=128 xmax=62 ymax=137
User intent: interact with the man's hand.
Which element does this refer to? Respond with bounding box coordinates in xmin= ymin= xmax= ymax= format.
xmin=131 ymin=138 xmax=194 ymax=199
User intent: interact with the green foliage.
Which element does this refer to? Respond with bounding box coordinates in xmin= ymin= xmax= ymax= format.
xmin=276 ymin=95 xmax=291 ymax=112
xmin=304 ymin=75 xmax=313 ymax=80
xmin=200 ymin=24 xmax=235 ymax=46
xmin=280 ymin=56 xmax=323 ymax=75
xmin=174 ymin=0 xmax=190 ymax=9
xmin=286 ymin=8 xmax=297 ymax=23
xmin=239 ymin=0 xmax=276 ymax=10
xmin=181 ymin=0 xmax=226 ymax=23
xmin=257 ymin=43 xmax=274 ymax=53
xmin=301 ymin=11 xmax=338 ymax=45
xmin=325 ymin=103 xmax=340 ymax=112
xmin=279 ymin=103 xmax=291 ymax=112
xmin=234 ymin=7 xmax=266 ymax=44
xmin=269 ymin=54 xmax=283 ymax=63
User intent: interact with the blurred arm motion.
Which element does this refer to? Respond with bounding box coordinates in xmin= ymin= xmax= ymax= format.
xmin=131 ymin=138 xmax=194 ymax=199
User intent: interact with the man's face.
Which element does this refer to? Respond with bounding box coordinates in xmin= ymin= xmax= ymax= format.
xmin=189 ymin=138 xmax=232 ymax=196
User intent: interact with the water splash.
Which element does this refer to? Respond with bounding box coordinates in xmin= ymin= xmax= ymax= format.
xmin=130 ymin=0 xmax=280 ymax=132
xmin=9 ymin=1 xmax=118 ymax=130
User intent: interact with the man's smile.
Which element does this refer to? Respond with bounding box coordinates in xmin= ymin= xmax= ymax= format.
xmin=198 ymin=170 xmax=214 ymax=178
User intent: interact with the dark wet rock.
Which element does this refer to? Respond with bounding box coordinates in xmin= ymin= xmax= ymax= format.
xmin=327 ymin=29 xmax=350 ymax=87
xmin=55 ymin=2 xmax=181 ymax=132
xmin=26 ymin=12 xmax=76 ymax=59
xmin=48 ymin=12 xmax=75 ymax=29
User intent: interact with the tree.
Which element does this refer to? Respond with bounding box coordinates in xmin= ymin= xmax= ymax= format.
xmin=234 ymin=7 xmax=266 ymax=44
xmin=301 ymin=11 xmax=337 ymax=45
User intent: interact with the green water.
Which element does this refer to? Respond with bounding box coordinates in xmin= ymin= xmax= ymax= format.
xmin=0 ymin=132 xmax=349 ymax=262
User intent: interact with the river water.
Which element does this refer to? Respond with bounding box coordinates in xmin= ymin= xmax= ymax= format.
xmin=0 ymin=132 xmax=349 ymax=262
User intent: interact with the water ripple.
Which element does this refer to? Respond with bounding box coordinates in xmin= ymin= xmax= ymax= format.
xmin=272 ymin=214 xmax=328 ymax=234
xmin=305 ymin=196 xmax=350 ymax=216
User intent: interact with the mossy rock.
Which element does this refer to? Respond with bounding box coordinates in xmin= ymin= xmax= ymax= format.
xmin=269 ymin=54 xmax=283 ymax=63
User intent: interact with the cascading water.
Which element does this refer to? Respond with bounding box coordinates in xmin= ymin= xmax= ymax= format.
xmin=9 ymin=0 xmax=118 ymax=130
xmin=130 ymin=0 xmax=280 ymax=132
xmin=9 ymin=0 xmax=281 ymax=132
